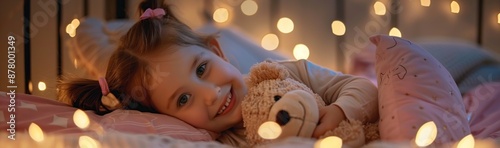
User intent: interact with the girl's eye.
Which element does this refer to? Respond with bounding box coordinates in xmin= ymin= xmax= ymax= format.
xmin=196 ymin=63 xmax=207 ymax=77
xmin=178 ymin=94 xmax=191 ymax=107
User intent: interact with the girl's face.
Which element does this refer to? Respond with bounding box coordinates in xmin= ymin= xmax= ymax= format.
xmin=148 ymin=44 xmax=247 ymax=133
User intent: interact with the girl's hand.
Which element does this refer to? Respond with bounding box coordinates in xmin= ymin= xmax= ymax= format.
xmin=312 ymin=105 xmax=346 ymax=138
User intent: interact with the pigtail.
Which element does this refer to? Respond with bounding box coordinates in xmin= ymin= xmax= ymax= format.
xmin=57 ymin=78 xmax=115 ymax=115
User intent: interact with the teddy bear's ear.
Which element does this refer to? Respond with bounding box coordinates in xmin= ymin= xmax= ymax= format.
xmin=246 ymin=61 xmax=290 ymax=88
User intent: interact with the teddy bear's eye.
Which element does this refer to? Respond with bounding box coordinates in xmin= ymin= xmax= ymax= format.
xmin=273 ymin=95 xmax=281 ymax=102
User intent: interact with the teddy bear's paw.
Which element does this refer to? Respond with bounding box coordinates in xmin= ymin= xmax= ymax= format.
xmin=363 ymin=122 xmax=380 ymax=144
xmin=321 ymin=120 xmax=366 ymax=148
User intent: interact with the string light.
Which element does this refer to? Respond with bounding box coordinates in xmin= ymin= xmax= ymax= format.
xmin=277 ymin=17 xmax=294 ymax=33
xmin=374 ymin=1 xmax=386 ymax=15
xmin=497 ymin=13 xmax=500 ymax=24
xmin=451 ymin=1 xmax=460 ymax=14
xmin=74 ymin=59 xmax=78 ymax=69
xmin=261 ymin=33 xmax=279 ymax=50
xmin=314 ymin=136 xmax=342 ymax=148
xmin=414 ymin=121 xmax=437 ymax=147
xmin=241 ymin=0 xmax=258 ymax=16
xmin=213 ymin=8 xmax=229 ymax=23
xmin=28 ymin=81 xmax=33 ymax=93
xmin=420 ymin=0 xmax=431 ymax=7
xmin=258 ymin=121 xmax=282 ymax=139
xmin=293 ymin=44 xmax=310 ymax=60
xmin=456 ymin=134 xmax=475 ymax=148
xmin=331 ymin=20 xmax=346 ymax=36
xmin=389 ymin=27 xmax=402 ymax=37
xmin=29 ymin=123 xmax=44 ymax=142
xmin=38 ymin=81 xmax=46 ymax=91
xmin=66 ymin=18 xmax=80 ymax=37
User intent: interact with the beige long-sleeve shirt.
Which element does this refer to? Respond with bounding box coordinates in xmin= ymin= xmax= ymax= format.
xmin=217 ymin=59 xmax=379 ymax=147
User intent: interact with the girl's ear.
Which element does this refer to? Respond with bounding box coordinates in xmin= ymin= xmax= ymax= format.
xmin=207 ymin=36 xmax=227 ymax=60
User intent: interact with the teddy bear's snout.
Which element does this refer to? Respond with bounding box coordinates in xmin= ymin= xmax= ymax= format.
xmin=276 ymin=110 xmax=291 ymax=125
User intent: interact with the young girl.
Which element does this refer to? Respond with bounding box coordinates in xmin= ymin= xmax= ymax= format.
xmin=58 ymin=0 xmax=378 ymax=146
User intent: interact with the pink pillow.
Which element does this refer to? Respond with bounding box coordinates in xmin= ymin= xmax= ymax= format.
xmin=371 ymin=35 xmax=471 ymax=144
xmin=463 ymin=82 xmax=500 ymax=139
xmin=0 ymin=92 xmax=212 ymax=141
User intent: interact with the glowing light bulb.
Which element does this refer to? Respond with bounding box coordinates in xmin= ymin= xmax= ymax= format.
xmin=497 ymin=13 xmax=500 ymax=24
xmin=421 ymin=0 xmax=431 ymax=7
xmin=66 ymin=19 xmax=80 ymax=38
xmin=73 ymin=109 xmax=90 ymax=129
xmin=415 ymin=121 xmax=437 ymax=147
xmin=71 ymin=19 xmax=80 ymax=28
xmin=74 ymin=59 xmax=78 ymax=68
xmin=389 ymin=27 xmax=402 ymax=37
xmin=293 ymin=44 xmax=310 ymax=60
xmin=277 ymin=17 xmax=294 ymax=34
xmin=38 ymin=81 xmax=46 ymax=91
xmin=29 ymin=123 xmax=44 ymax=142
xmin=331 ymin=20 xmax=346 ymax=36
xmin=456 ymin=134 xmax=475 ymax=148
xmin=451 ymin=1 xmax=460 ymax=14
xmin=213 ymin=8 xmax=229 ymax=23
xmin=374 ymin=1 xmax=386 ymax=15
xmin=79 ymin=136 xmax=101 ymax=148
xmin=241 ymin=0 xmax=258 ymax=16
xmin=314 ymin=136 xmax=342 ymax=148
xmin=258 ymin=121 xmax=282 ymax=139
xmin=261 ymin=34 xmax=279 ymax=50
xmin=28 ymin=81 xmax=33 ymax=93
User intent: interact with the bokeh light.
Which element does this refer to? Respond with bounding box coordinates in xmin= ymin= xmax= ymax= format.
xmin=314 ymin=136 xmax=342 ymax=148
xmin=497 ymin=13 xmax=500 ymax=24
xmin=451 ymin=1 xmax=460 ymax=14
xmin=331 ymin=20 xmax=346 ymax=36
xmin=213 ymin=8 xmax=229 ymax=23
xmin=293 ymin=44 xmax=310 ymax=60
xmin=415 ymin=121 xmax=437 ymax=147
xmin=420 ymin=0 xmax=431 ymax=7
xmin=38 ymin=81 xmax=46 ymax=91
xmin=374 ymin=1 xmax=386 ymax=15
xmin=66 ymin=18 xmax=80 ymax=37
xmin=29 ymin=123 xmax=44 ymax=142
xmin=241 ymin=0 xmax=258 ymax=16
xmin=73 ymin=109 xmax=90 ymax=129
xmin=277 ymin=17 xmax=294 ymax=34
xmin=79 ymin=136 xmax=101 ymax=148
xmin=258 ymin=121 xmax=282 ymax=140
xmin=457 ymin=134 xmax=475 ymax=148
xmin=261 ymin=33 xmax=279 ymax=50
xmin=389 ymin=27 xmax=402 ymax=37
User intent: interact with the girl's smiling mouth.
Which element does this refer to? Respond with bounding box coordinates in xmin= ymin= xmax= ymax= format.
xmin=216 ymin=88 xmax=236 ymax=116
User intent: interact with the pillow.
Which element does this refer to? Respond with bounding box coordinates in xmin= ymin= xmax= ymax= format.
xmin=419 ymin=41 xmax=492 ymax=82
xmin=457 ymin=64 xmax=500 ymax=93
xmin=371 ymin=35 xmax=471 ymax=144
xmin=0 ymin=92 xmax=212 ymax=141
xmin=69 ymin=18 xmax=288 ymax=77
xmin=463 ymin=82 xmax=500 ymax=139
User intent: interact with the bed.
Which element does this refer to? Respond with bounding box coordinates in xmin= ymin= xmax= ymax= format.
xmin=2 ymin=17 xmax=500 ymax=148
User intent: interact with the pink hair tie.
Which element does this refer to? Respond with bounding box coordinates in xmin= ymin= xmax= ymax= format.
xmin=98 ymin=77 xmax=110 ymax=96
xmin=140 ymin=8 xmax=166 ymax=20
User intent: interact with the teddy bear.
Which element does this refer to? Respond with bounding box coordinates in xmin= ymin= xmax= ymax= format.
xmin=241 ymin=61 xmax=379 ymax=147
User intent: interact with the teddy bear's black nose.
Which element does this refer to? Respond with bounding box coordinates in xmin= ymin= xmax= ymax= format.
xmin=276 ymin=110 xmax=290 ymax=126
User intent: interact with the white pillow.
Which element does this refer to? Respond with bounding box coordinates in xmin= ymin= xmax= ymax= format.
xmin=68 ymin=18 xmax=288 ymax=78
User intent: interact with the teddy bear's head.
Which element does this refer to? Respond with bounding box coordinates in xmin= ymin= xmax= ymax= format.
xmin=242 ymin=61 xmax=325 ymax=146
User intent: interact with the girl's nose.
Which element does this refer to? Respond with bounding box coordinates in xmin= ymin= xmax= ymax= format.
xmin=201 ymin=84 xmax=221 ymax=106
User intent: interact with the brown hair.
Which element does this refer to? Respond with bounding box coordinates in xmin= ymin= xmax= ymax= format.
xmin=58 ymin=0 xmax=213 ymax=115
